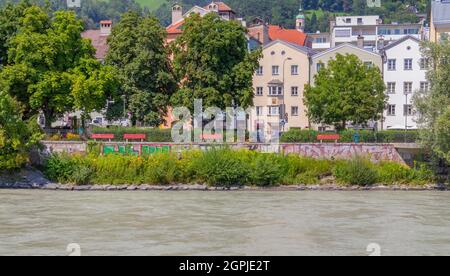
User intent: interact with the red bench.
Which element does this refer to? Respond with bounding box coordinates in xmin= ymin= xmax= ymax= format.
xmin=91 ymin=133 xmax=114 ymax=141
xmin=123 ymin=133 xmax=146 ymax=142
xmin=317 ymin=134 xmax=340 ymax=143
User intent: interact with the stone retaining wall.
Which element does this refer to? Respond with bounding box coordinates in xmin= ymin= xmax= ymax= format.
xmin=39 ymin=141 xmax=409 ymax=164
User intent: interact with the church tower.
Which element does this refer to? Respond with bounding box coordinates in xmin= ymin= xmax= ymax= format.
xmin=296 ymin=1 xmax=305 ymax=32
xmin=172 ymin=3 xmax=183 ymax=25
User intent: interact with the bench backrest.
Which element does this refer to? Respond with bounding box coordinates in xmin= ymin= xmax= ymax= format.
xmin=91 ymin=133 xmax=114 ymax=140
xmin=317 ymin=134 xmax=340 ymax=141
xmin=123 ymin=133 xmax=146 ymax=140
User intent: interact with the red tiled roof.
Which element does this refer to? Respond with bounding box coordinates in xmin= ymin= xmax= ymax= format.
xmin=81 ymin=30 xmax=109 ymax=60
xmin=205 ymin=2 xmax=234 ymax=12
xmin=268 ymin=25 xmax=307 ymax=46
xmin=166 ymin=19 xmax=185 ymax=35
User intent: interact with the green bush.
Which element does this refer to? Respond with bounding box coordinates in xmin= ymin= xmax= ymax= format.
xmin=280 ymin=129 xmax=419 ymax=143
xmin=191 ymin=148 xmax=250 ymax=187
xmin=333 ymin=158 xmax=378 ymax=186
xmin=91 ymin=127 xmax=173 ymax=142
xmin=249 ymin=153 xmax=287 ymax=186
xmin=0 ymin=93 xmax=43 ymax=170
xmin=43 ymin=150 xmax=437 ymax=187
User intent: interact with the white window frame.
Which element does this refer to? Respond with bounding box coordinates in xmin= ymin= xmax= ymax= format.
xmin=272 ymin=66 xmax=279 ymax=76
xmin=404 ymin=59 xmax=413 ymax=71
xmin=387 ymin=82 xmax=396 ymax=94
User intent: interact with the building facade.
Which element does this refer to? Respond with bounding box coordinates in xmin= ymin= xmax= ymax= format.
xmin=249 ymin=40 xmax=313 ymax=141
xmin=430 ymin=0 xmax=450 ymax=43
xmin=380 ymin=36 xmax=427 ymax=130
xmin=330 ymin=15 xmax=422 ymax=52
xmin=81 ymin=20 xmax=112 ymax=61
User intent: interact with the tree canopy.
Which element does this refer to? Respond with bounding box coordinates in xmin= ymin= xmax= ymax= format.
xmin=414 ymin=39 xmax=450 ymax=163
xmin=0 ymin=4 xmax=118 ymax=127
xmin=105 ymin=11 xmax=176 ymax=127
xmin=304 ymin=54 xmax=386 ymax=130
xmin=171 ymin=12 xmax=261 ymax=112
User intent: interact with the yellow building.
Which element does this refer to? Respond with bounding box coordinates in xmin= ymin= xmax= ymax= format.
xmin=249 ymin=40 xmax=315 ymax=141
xmin=430 ymin=0 xmax=450 ymax=43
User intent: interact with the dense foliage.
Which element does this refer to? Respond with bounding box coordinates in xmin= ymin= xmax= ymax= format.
xmin=0 ymin=92 xmax=43 ymax=170
xmin=171 ymin=13 xmax=261 ymax=112
xmin=105 ymin=11 xmax=176 ymax=126
xmin=0 ymin=4 xmax=118 ymax=127
xmin=280 ymin=129 xmax=419 ymax=143
xmin=414 ymin=39 xmax=450 ymax=163
xmin=155 ymin=0 xmax=428 ymax=31
xmin=304 ymin=54 xmax=386 ymax=130
xmin=91 ymin=126 xmax=173 ymax=142
xmin=44 ymin=149 xmax=435 ymax=186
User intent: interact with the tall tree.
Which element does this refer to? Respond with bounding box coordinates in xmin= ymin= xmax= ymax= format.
xmin=171 ymin=13 xmax=261 ymax=112
xmin=0 ymin=5 xmax=116 ymax=127
xmin=304 ymin=54 xmax=386 ymax=130
xmin=414 ymin=39 xmax=450 ymax=163
xmin=105 ymin=11 xmax=176 ymax=126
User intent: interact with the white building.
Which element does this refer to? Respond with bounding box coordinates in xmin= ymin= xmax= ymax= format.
xmin=380 ymin=36 xmax=428 ymax=130
xmin=330 ymin=15 xmax=423 ymax=52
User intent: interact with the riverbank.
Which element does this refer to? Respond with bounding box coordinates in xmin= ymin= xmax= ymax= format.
xmin=1 ymin=168 xmax=448 ymax=191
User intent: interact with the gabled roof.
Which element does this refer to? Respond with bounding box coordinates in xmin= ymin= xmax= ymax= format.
xmin=166 ymin=19 xmax=185 ymax=35
xmin=380 ymin=35 xmax=420 ymax=51
xmin=312 ymin=43 xmax=381 ymax=59
xmin=263 ymin=39 xmax=316 ymax=56
xmin=432 ymin=0 xmax=450 ymax=25
xmin=81 ymin=30 xmax=109 ymax=60
xmin=205 ymin=2 xmax=234 ymax=12
xmin=268 ymin=25 xmax=307 ymax=46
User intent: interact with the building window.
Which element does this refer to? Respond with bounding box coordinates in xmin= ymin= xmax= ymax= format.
xmin=387 ymin=82 xmax=396 ymax=94
xmin=387 ymin=105 xmax=396 ymax=116
xmin=256 ymin=66 xmax=263 ymax=75
xmin=291 ymin=106 xmax=299 ymax=116
xmin=335 ymin=29 xmax=351 ymax=37
xmin=420 ymin=82 xmax=429 ymax=92
xmin=268 ymin=106 xmax=280 ymax=116
xmin=315 ymin=37 xmax=326 ymax=43
xmin=272 ymin=66 xmax=279 ymax=76
xmin=404 ymin=105 xmax=413 ymax=116
xmin=291 ymin=65 xmax=299 ymax=75
xmin=256 ymin=87 xmax=263 ymax=96
xmin=357 ymin=18 xmax=363 ymax=24
xmin=256 ymin=106 xmax=263 ymax=116
xmin=345 ymin=18 xmax=351 ymax=24
xmin=404 ymin=59 xmax=413 ymax=70
xmin=291 ymin=86 xmax=299 ymax=96
xmin=420 ymin=58 xmax=429 ymax=70
xmin=364 ymin=61 xmax=373 ymax=68
xmin=387 ymin=59 xmax=396 ymax=71
xmin=316 ymin=63 xmax=323 ymax=72
xmin=403 ymin=82 xmax=413 ymax=94
xmin=268 ymin=86 xmax=283 ymax=96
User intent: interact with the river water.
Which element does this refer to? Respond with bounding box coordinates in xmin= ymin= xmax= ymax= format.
xmin=0 ymin=190 xmax=450 ymax=256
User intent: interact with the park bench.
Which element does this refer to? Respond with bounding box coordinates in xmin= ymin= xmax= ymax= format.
xmin=91 ymin=133 xmax=114 ymax=142
xmin=123 ymin=133 xmax=146 ymax=142
xmin=317 ymin=134 xmax=340 ymax=143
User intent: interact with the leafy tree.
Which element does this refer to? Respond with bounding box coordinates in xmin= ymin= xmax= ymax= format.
xmin=0 ymin=0 xmax=31 ymax=66
xmin=0 ymin=91 xmax=43 ymax=170
xmin=0 ymin=5 xmax=116 ymax=127
xmin=171 ymin=13 xmax=261 ymax=112
xmin=414 ymin=40 xmax=450 ymax=163
xmin=304 ymin=54 xmax=386 ymax=130
xmin=105 ymin=11 xmax=176 ymax=126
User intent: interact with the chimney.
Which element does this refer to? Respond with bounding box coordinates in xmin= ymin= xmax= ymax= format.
xmin=357 ymin=35 xmax=364 ymax=48
xmin=100 ymin=20 xmax=112 ymax=35
xmin=172 ymin=3 xmax=183 ymax=25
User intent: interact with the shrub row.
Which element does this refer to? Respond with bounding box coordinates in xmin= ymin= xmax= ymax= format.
xmin=43 ymin=149 xmax=435 ymax=187
xmin=280 ymin=129 xmax=419 ymax=143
